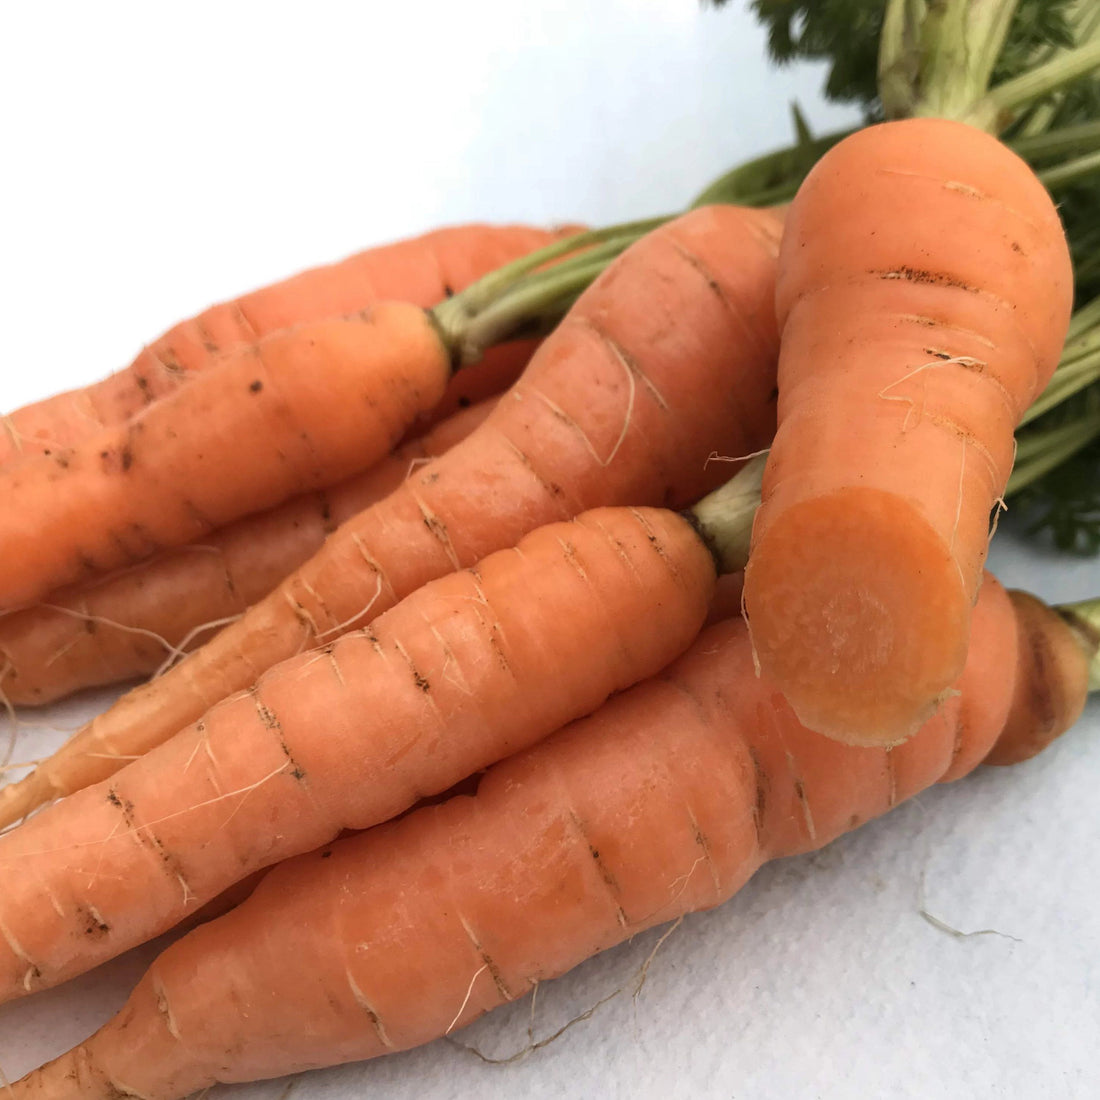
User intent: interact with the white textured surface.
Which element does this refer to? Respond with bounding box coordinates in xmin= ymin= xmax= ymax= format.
xmin=0 ymin=3 xmax=1097 ymax=1098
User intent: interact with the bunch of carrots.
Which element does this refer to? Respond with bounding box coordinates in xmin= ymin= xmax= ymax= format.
xmin=2 ymin=1 xmax=1100 ymax=1095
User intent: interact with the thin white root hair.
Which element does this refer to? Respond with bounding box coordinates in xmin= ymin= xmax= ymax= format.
xmin=987 ymin=496 xmax=1008 ymax=547
xmin=0 ymin=762 xmax=292 ymax=865
xmin=39 ymin=603 xmax=185 ymax=665
xmin=704 ymin=445 xmax=770 ymax=468
xmin=152 ymin=614 xmax=242 ymax=679
xmin=917 ymin=870 xmax=1022 ymax=944
xmin=631 ymin=915 xmax=683 ymax=1002
xmin=949 ymin=437 xmax=968 ymax=590
xmin=601 ymin=339 xmax=639 ymax=469
xmin=405 ymin=455 xmax=433 ymax=479
xmin=450 ymin=915 xmax=684 ymax=1066
xmin=446 ymin=964 xmax=488 ymax=1035
xmin=450 ymin=988 xmax=623 ymax=1066
xmin=877 ymin=356 xmax=986 ymax=432
xmin=314 ymin=574 xmax=384 ymax=642
xmin=282 ymin=591 xmax=322 ymax=654
xmin=741 ymin=584 xmax=762 ymax=679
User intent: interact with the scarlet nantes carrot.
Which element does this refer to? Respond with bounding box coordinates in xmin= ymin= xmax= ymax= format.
xmin=742 ymin=6 xmax=1091 ymax=745
xmin=0 ymin=223 xmax=573 ymax=465
xmin=10 ymin=577 xmax=1096 ymax=1097
xmin=0 ymin=204 xmax=783 ymax=828
xmin=0 ymin=398 xmax=496 ymax=706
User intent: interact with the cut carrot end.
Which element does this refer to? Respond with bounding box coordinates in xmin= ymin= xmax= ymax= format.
xmin=744 ymin=488 xmax=970 ymax=746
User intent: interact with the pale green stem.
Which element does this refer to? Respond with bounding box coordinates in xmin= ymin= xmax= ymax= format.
xmin=1023 ymin=348 xmax=1100 ymax=427
xmin=1036 ymin=149 xmax=1100 ymax=189
xmin=1067 ymin=296 xmax=1100 ymax=343
xmin=431 ymin=220 xmax=668 ymax=364
xmin=451 ymin=252 xmax=619 ymax=365
xmin=973 ymin=37 xmax=1100 ymax=129
xmin=1007 ymin=415 xmax=1100 ymax=496
xmin=1012 ymin=120 xmax=1100 ymax=163
xmin=440 ymin=217 xmax=668 ymax=322
xmin=685 ymin=453 xmax=767 ymax=575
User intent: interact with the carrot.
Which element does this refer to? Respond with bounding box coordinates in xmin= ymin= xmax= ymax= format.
xmin=11 ymin=578 xmax=1096 ymax=1097
xmin=0 ymin=203 xmax=783 ymax=828
xmin=0 ymin=501 xmax=723 ymax=1002
xmin=0 ymin=223 xmax=574 ymax=466
xmin=0 ymin=397 xmax=498 ymax=707
xmin=740 ymin=7 xmax=1094 ymax=745
xmin=0 ymin=304 xmax=465 ymax=611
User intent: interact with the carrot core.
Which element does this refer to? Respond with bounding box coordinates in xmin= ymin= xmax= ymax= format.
xmin=744 ymin=487 xmax=970 ymax=744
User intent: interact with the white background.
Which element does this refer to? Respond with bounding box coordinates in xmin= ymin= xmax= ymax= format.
xmin=0 ymin=2 xmax=1098 ymax=1098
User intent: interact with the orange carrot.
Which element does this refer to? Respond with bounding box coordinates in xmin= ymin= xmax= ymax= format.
xmin=0 ymin=223 xmax=574 ymax=465
xmin=743 ymin=118 xmax=1073 ymax=746
xmin=12 ymin=577 xmax=1095 ymax=1097
xmin=0 ymin=305 xmax=455 ymax=611
xmin=0 ymin=398 xmax=497 ymax=707
xmin=0 ymin=503 xmax=721 ymax=1002
xmin=0 ymin=204 xmax=783 ymax=827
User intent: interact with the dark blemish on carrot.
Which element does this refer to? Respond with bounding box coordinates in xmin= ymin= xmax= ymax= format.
xmin=924 ymin=348 xmax=952 ymax=360
xmin=877 ymin=267 xmax=976 ymax=292
xmin=78 ymin=906 xmax=111 ymax=937
xmin=768 ymin=385 xmax=779 ymax=402
xmin=590 ymin=848 xmax=600 ymax=860
xmin=457 ymin=395 xmax=471 ymax=408
xmin=84 ymin=618 xmax=97 ymax=635
xmin=321 ymin=850 xmax=333 ymax=859
xmin=56 ymin=453 xmax=70 ymax=469
xmin=106 ymin=788 xmax=122 ymax=807
xmin=549 ymin=482 xmax=563 ymax=497
xmin=250 ymin=380 xmax=263 ymax=393
xmin=749 ymin=746 xmax=767 ymax=836
xmin=1011 ymin=241 xmax=1023 ymax=254
xmin=413 ymin=671 xmax=430 ymax=692
xmin=443 ymin=283 xmax=455 ymax=298
xmin=121 ymin=447 xmax=133 ymax=472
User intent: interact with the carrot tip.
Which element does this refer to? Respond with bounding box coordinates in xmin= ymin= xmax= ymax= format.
xmin=744 ymin=487 xmax=971 ymax=746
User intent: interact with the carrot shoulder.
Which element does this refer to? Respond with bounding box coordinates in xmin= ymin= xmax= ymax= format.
xmin=743 ymin=119 xmax=1073 ymax=745
xmin=13 ymin=577 xmax=1094 ymax=1097
xmin=0 ymin=204 xmax=783 ymax=825
xmin=0 ymin=304 xmax=452 ymax=611
xmin=0 ymin=505 xmax=718 ymax=1002
xmin=0 ymin=222 xmax=572 ymax=465
xmin=0 ymin=397 xmax=497 ymax=707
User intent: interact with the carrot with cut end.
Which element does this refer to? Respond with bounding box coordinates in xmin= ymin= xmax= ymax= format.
xmin=0 ymin=503 xmax=722 ymax=1002
xmin=0 ymin=397 xmax=498 ymax=707
xmin=0 ymin=203 xmax=783 ymax=829
xmin=12 ymin=577 xmax=1095 ymax=1097
xmin=0 ymin=223 xmax=574 ymax=466
xmin=743 ymin=123 xmax=1074 ymax=746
